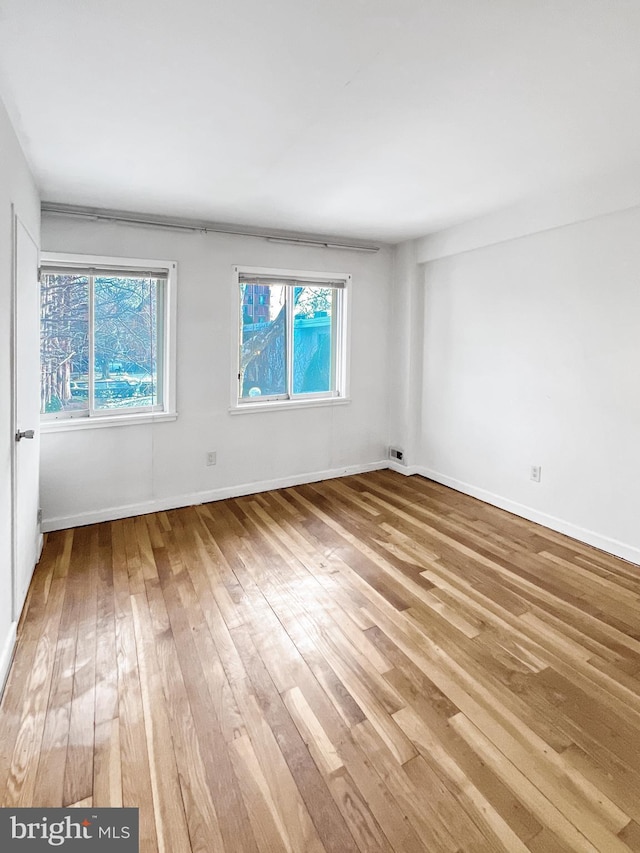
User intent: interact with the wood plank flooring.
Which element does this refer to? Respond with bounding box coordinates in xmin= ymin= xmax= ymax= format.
xmin=2 ymin=470 xmax=640 ymax=851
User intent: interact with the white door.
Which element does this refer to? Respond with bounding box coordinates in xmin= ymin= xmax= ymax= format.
xmin=12 ymin=211 xmax=40 ymax=620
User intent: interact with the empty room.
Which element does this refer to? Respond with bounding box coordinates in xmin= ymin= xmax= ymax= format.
xmin=1 ymin=1 xmax=640 ymax=851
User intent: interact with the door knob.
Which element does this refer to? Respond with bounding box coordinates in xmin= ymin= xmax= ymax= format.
xmin=15 ymin=429 xmax=35 ymax=441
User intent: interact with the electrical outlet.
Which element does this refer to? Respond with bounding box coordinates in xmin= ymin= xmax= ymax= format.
xmin=207 ymin=451 xmax=217 ymax=466
xmin=530 ymin=465 xmax=541 ymax=482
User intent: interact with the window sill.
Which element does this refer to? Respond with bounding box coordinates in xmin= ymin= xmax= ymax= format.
xmin=40 ymin=411 xmax=178 ymax=433
xmin=229 ymin=397 xmax=351 ymax=415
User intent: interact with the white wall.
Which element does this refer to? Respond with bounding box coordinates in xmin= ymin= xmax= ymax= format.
xmin=403 ymin=204 xmax=640 ymax=564
xmin=387 ymin=240 xmax=423 ymax=468
xmin=40 ymin=217 xmax=392 ymax=529
xmin=0 ymin=95 xmax=40 ymax=690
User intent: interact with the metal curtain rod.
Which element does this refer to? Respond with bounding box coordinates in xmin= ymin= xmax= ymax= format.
xmin=41 ymin=202 xmax=381 ymax=253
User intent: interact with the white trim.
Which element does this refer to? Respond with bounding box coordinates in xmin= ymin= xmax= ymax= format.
xmin=10 ymin=204 xmax=18 ymax=624
xmin=39 ymin=251 xmax=178 ymax=424
xmin=40 ymin=250 xmax=176 ymax=272
xmin=41 ymin=411 xmax=178 ymax=432
xmin=235 ymin=264 xmax=351 ymax=282
xmin=0 ymin=622 xmax=17 ymax=700
xmin=387 ymin=460 xmax=420 ymax=476
xmin=11 ymin=210 xmax=41 ymax=623
xmin=39 ymin=459 xmax=640 ymax=566
xmin=41 ymin=460 xmax=388 ymax=531
xmin=233 ymin=264 xmax=350 ymax=409
xmin=286 ymin=284 xmax=293 ymax=397
xmin=416 ymin=467 xmax=640 ymax=567
xmin=230 ymin=397 xmax=350 ymax=415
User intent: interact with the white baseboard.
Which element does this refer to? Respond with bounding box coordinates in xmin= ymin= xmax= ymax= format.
xmin=387 ymin=460 xmax=420 ymax=476
xmin=0 ymin=621 xmax=17 ymax=699
xmin=418 ymin=467 xmax=640 ymax=567
xmin=40 ymin=459 xmax=640 ymax=567
xmin=42 ymin=460 xmax=389 ymax=532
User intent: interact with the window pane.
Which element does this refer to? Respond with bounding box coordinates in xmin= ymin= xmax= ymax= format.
xmin=292 ymin=286 xmax=334 ymax=394
xmin=240 ymin=283 xmax=286 ymax=398
xmin=40 ymin=274 xmax=89 ymax=414
xmin=93 ymin=276 xmax=161 ymax=410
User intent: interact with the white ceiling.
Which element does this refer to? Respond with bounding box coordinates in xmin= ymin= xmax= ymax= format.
xmin=1 ymin=0 xmax=640 ymax=243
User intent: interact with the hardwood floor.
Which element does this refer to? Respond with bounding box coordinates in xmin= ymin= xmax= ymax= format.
xmin=2 ymin=470 xmax=640 ymax=852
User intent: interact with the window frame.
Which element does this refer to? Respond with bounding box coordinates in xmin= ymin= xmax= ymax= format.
xmin=40 ymin=252 xmax=178 ymax=431
xmin=231 ymin=265 xmax=351 ymax=412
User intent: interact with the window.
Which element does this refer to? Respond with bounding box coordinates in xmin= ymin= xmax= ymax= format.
xmin=235 ymin=266 xmax=349 ymax=408
xmin=40 ymin=253 xmax=177 ymax=425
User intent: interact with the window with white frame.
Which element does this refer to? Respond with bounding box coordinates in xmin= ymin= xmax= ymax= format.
xmin=235 ymin=266 xmax=349 ymax=407
xmin=40 ymin=253 xmax=176 ymax=423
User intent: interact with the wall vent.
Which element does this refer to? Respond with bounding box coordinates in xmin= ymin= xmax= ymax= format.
xmin=389 ymin=447 xmax=404 ymax=464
